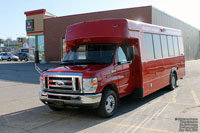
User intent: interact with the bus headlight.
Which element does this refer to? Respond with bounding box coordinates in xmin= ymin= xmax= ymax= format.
xmin=40 ymin=72 xmax=45 ymax=88
xmin=83 ymin=78 xmax=98 ymax=93
xmin=40 ymin=76 xmax=44 ymax=88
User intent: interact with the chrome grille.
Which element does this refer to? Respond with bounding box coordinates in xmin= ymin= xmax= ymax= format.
xmin=43 ymin=72 xmax=83 ymax=93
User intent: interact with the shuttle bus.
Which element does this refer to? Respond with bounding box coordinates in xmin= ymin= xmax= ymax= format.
xmin=39 ymin=18 xmax=185 ymax=117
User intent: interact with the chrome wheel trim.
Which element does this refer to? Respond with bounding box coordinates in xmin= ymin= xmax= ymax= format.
xmin=105 ymin=95 xmax=115 ymax=113
xmin=172 ymin=76 xmax=176 ymax=88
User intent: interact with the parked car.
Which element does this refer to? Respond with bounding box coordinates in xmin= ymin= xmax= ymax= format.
xmin=9 ymin=54 xmax=19 ymax=61
xmin=0 ymin=53 xmax=19 ymax=61
xmin=0 ymin=53 xmax=11 ymax=61
xmin=16 ymin=53 xmax=29 ymax=61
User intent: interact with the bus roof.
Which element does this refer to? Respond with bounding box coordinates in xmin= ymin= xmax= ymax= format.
xmin=127 ymin=19 xmax=182 ymax=36
xmin=65 ymin=18 xmax=182 ymax=42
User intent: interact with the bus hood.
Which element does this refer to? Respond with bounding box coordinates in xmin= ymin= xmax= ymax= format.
xmin=45 ymin=65 xmax=111 ymax=78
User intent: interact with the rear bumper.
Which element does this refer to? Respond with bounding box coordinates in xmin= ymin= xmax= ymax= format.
xmin=39 ymin=90 xmax=102 ymax=108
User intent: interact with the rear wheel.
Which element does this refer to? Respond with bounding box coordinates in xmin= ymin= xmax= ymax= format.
xmin=168 ymin=73 xmax=177 ymax=90
xmin=48 ymin=105 xmax=64 ymax=111
xmin=97 ymin=89 xmax=118 ymax=117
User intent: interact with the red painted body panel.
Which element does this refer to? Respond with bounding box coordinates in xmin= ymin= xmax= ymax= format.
xmin=46 ymin=18 xmax=185 ymax=98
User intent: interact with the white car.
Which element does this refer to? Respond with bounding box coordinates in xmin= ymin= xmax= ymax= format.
xmin=0 ymin=53 xmax=10 ymax=60
xmin=10 ymin=54 xmax=19 ymax=61
xmin=0 ymin=53 xmax=19 ymax=61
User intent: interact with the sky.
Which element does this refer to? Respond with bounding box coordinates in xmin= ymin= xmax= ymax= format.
xmin=0 ymin=0 xmax=200 ymax=40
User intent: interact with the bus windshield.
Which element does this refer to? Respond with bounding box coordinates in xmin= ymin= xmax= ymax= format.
xmin=62 ymin=43 xmax=116 ymax=65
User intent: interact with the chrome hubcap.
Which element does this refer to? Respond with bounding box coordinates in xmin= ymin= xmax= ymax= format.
xmin=172 ymin=76 xmax=176 ymax=88
xmin=105 ymin=95 xmax=115 ymax=113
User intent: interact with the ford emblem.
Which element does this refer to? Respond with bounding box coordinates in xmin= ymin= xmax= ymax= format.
xmin=56 ymin=81 xmax=65 ymax=86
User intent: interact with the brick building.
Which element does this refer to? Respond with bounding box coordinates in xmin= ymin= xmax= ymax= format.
xmin=24 ymin=6 xmax=200 ymax=62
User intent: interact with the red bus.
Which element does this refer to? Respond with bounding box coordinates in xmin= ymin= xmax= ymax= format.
xmin=39 ymin=18 xmax=185 ymax=117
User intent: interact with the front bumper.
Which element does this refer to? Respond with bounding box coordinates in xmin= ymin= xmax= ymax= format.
xmin=39 ymin=90 xmax=102 ymax=108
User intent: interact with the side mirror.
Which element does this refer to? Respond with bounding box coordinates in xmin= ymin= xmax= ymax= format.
xmin=117 ymin=62 xmax=121 ymax=65
xmin=128 ymin=46 xmax=134 ymax=60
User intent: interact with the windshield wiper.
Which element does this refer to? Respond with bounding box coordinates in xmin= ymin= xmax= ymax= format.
xmin=60 ymin=60 xmax=76 ymax=65
xmin=61 ymin=60 xmax=108 ymax=65
xmin=84 ymin=60 xmax=108 ymax=65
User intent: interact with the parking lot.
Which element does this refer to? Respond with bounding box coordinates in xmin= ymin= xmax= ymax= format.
xmin=0 ymin=60 xmax=199 ymax=133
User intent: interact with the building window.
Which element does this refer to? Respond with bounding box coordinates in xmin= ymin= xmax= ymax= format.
xmin=37 ymin=35 xmax=44 ymax=61
xmin=144 ymin=33 xmax=155 ymax=60
xmin=153 ymin=34 xmax=162 ymax=59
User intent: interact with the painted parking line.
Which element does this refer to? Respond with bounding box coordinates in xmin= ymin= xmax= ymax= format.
xmin=191 ymin=90 xmax=200 ymax=105
xmin=110 ymin=98 xmax=163 ymax=132
xmin=157 ymin=101 xmax=192 ymax=106
xmin=107 ymin=122 xmax=174 ymax=133
xmin=124 ymin=103 xmax=170 ymax=133
xmin=185 ymin=79 xmax=200 ymax=106
xmin=172 ymin=90 xmax=177 ymax=103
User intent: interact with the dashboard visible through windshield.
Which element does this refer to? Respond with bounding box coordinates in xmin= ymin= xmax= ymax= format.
xmin=62 ymin=43 xmax=116 ymax=65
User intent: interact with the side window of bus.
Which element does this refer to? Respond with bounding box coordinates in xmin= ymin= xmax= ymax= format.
xmin=178 ymin=37 xmax=184 ymax=55
xmin=144 ymin=33 xmax=155 ymax=60
xmin=153 ymin=34 xmax=162 ymax=59
xmin=160 ymin=35 xmax=169 ymax=58
xmin=167 ymin=36 xmax=175 ymax=56
xmin=117 ymin=44 xmax=132 ymax=64
xmin=173 ymin=36 xmax=180 ymax=56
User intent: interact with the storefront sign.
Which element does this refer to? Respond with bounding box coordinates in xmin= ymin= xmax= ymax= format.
xmin=18 ymin=38 xmax=23 ymax=46
xmin=26 ymin=19 xmax=34 ymax=31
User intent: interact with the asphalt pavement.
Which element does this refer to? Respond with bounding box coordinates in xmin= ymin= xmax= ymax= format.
xmin=0 ymin=60 xmax=199 ymax=133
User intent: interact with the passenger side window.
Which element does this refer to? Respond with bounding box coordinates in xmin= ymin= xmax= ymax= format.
xmin=167 ymin=36 xmax=175 ymax=56
xmin=153 ymin=34 xmax=162 ymax=59
xmin=144 ymin=33 xmax=155 ymax=60
xmin=173 ymin=36 xmax=179 ymax=56
xmin=117 ymin=44 xmax=131 ymax=64
xmin=160 ymin=35 xmax=169 ymax=58
xmin=178 ymin=37 xmax=184 ymax=55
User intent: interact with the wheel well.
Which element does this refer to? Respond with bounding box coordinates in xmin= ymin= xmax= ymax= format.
xmin=171 ymin=70 xmax=178 ymax=80
xmin=102 ymin=84 xmax=120 ymax=104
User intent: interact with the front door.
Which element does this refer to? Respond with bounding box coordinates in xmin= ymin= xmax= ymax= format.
xmin=115 ymin=44 xmax=134 ymax=97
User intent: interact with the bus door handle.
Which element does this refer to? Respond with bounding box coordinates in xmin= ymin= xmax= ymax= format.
xmin=111 ymin=69 xmax=116 ymax=73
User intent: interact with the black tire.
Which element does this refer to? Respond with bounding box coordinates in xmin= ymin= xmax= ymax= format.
xmin=25 ymin=58 xmax=28 ymax=62
xmin=97 ymin=89 xmax=118 ymax=117
xmin=48 ymin=105 xmax=64 ymax=111
xmin=7 ymin=58 xmax=11 ymax=61
xmin=168 ymin=73 xmax=177 ymax=90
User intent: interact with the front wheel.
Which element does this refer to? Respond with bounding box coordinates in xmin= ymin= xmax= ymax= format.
xmin=168 ymin=73 xmax=177 ymax=90
xmin=97 ymin=89 xmax=118 ymax=117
